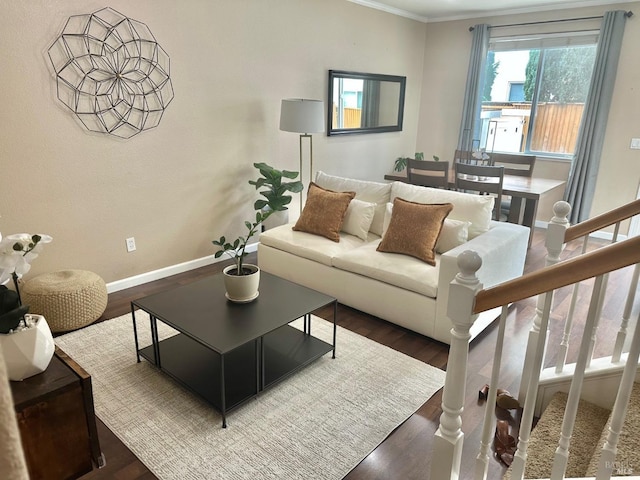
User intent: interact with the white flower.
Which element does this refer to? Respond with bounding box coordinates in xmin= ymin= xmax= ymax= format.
xmin=0 ymin=233 xmax=53 ymax=285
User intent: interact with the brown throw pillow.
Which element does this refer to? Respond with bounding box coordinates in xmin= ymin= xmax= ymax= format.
xmin=377 ymin=198 xmax=453 ymax=265
xmin=293 ymin=182 xmax=356 ymax=242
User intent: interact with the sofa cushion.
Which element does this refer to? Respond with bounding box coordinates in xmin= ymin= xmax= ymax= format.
xmin=260 ymin=224 xmax=371 ymax=267
xmin=341 ymin=199 xmax=376 ymax=241
xmin=383 ymin=202 xmax=470 ymax=254
xmin=377 ymin=198 xmax=452 ymax=265
xmin=390 ymin=181 xmax=493 ymax=238
xmin=293 ymin=182 xmax=355 ymax=242
xmin=315 ymin=171 xmax=391 ymax=236
xmin=332 ymin=240 xmax=440 ymax=298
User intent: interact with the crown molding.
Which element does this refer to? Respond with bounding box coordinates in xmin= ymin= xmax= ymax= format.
xmin=347 ymin=0 xmax=636 ymax=24
xmin=346 ymin=0 xmax=429 ymax=23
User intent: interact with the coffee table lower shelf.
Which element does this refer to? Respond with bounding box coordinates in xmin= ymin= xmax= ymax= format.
xmin=138 ymin=323 xmax=333 ymax=426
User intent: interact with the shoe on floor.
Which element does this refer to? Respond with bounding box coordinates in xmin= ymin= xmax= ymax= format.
xmin=494 ymin=419 xmax=516 ymax=466
xmin=478 ymin=384 xmax=520 ymax=410
xmin=496 ymin=389 xmax=520 ymax=410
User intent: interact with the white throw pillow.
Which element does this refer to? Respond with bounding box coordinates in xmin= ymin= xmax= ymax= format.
xmin=315 ymin=171 xmax=391 ymax=236
xmin=436 ymin=219 xmax=470 ymax=253
xmin=390 ymin=182 xmax=493 ymax=238
xmin=341 ymin=199 xmax=376 ymax=241
xmin=382 ymin=202 xmax=470 ymax=253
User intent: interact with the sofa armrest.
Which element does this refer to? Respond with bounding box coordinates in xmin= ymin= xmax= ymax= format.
xmin=437 ymin=222 xmax=529 ymax=322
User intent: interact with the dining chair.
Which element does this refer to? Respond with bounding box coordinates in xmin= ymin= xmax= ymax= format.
xmin=490 ymin=152 xmax=536 ymax=177
xmin=453 ymin=149 xmax=474 ymax=164
xmin=407 ymin=159 xmax=449 ymax=189
xmin=490 ymin=153 xmax=536 ymax=222
xmin=454 ymin=162 xmax=505 ymax=221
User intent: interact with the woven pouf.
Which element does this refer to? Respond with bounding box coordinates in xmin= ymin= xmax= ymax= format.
xmin=22 ymin=270 xmax=108 ymax=333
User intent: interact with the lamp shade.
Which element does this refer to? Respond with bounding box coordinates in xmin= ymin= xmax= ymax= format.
xmin=279 ymin=99 xmax=325 ymax=134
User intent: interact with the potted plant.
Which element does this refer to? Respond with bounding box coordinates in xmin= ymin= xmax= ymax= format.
xmin=0 ymin=232 xmax=55 ymax=380
xmin=393 ymin=152 xmax=440 ymax=172
xmin=212 ymin=162 xmax=302 ymax=302
xmin=250 ymin=162 xmax=304 ymax=230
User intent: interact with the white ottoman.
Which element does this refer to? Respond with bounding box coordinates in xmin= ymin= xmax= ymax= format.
xmin=22 ymin=270 xmax=108 ymax=333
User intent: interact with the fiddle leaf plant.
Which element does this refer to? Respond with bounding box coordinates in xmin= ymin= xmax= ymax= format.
xmin=212 ymin=162 xmax=303 ymax=276
xmin=249 ymin=162 xmax=304 ymax=212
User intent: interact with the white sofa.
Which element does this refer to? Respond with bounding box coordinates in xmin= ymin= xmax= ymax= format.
xmin=258 ymin=172 xmax=529 ymax=345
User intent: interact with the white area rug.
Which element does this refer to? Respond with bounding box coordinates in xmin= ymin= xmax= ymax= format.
xmin=55 ymin=312 xmax=445 ymax=480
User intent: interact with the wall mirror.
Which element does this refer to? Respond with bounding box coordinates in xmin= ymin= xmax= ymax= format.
xmin=328 ymin=70 xmax=406 ymax=136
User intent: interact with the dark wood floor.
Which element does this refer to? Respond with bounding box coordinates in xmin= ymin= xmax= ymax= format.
xmin=78 ymin=228 xmax=631 ymax=480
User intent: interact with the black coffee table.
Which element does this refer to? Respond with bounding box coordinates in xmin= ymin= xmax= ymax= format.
xmin=130 ymin=272 xmax=337 ymax=427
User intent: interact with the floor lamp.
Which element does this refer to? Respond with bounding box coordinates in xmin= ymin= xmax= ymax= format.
xmin=279 ymin=99 xmax=325 ymax=210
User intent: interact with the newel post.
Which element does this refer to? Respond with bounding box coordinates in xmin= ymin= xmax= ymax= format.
xmin=431 ymin=251 xmax=483 ymax=480
xmin=518 ymin=201 xmax=570 ymax=402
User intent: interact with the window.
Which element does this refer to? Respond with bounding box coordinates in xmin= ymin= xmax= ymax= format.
xmin=478 ymin=33 xmax=598 ymax=157
xmin=508 ymin=82 xmax=524 ymax=102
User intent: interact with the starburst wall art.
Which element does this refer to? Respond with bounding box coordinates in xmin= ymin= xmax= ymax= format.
xmin=48 ymin=7 xmax=174 ymax=139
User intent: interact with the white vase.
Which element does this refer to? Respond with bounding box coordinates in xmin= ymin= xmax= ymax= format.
xmin=223 ymin=264 xmax=260 ymax=303
xmin=0 ymin=314 xmax=55 ymax=381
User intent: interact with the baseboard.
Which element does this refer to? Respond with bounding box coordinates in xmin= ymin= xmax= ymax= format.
xmin=105 ymin=243 xmax=259 ymax=294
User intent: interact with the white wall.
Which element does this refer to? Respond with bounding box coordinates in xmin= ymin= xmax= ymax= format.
xmin=0 ymin=0 xmax=426 ymax=283
xmin=4 ymin=1 xmax=637 ymax=287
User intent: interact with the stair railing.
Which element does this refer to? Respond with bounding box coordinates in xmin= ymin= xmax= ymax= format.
xmin=430 ymin=210 xmax=640 ymax=480
xmin=519 ymin=200 xmax=570 ymax=405
xmin=613 ymin=262 xmax=639 ymax=362
xmin=552 ymin=199 xmax=640 ymax=374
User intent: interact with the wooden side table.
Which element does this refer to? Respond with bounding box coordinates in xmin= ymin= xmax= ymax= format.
xmin=10 ymin=346 xmax=103 ymax=480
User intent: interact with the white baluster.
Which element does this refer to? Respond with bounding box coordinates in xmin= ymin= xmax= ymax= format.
xmin=520 ymin=201 xmax=570 ymax=401
xmin=586 ymin=223 xmax=620 ymax=367
xmin=587 ymin=222 xmax=619 ymax=367
xmin=510 ymin=291 xmax=554 ymax=480
xmin=596 ymin=309 xmax=640 ymax=479
xmin=475 ymin=305 xmax=509 ymax=480
xmin=550 ymin=275 xmax=605 ymax=479
xmin=431 ymin=251 xmax=483 ymax=480
xmin=555 ymin=235 xmax=588 ymax=373
xmin=587 ymin=271 xmax=608 ymax=367
xmin=612 ymin=263 xmax=639 ymax=362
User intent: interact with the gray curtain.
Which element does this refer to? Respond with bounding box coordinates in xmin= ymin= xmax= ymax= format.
xmin=361 ymin=79 xmax=380 ymax=128
xmin=565 ymin=10 xmax=628 ymax=223
xmin=457 ymin=24 xmax=490 ymax=152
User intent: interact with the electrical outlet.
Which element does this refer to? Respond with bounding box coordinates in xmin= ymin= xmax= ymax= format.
xmin=631 ymin=138 xmax=640 ymax=149
xmin=126 ymin=237 xmax=136 ymax=252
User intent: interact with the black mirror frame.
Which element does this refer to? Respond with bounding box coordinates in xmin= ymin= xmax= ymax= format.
xmin=327 ymin=70 xmax=406 ymax=136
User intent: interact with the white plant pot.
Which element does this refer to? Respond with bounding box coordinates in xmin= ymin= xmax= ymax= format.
xmin=223 ymin=264 xmax=260 ymax=303
xmin=0 ymin=314 xmax=55 ymax=381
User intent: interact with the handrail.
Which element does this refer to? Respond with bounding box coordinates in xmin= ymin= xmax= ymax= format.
xmin=565 ymin=198 xmax=640 ymax=242
xmin=473 ymin=235 xmax=640 ymax=314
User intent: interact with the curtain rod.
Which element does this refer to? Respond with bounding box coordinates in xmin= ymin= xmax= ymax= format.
xmin=469 ymin=11 xmax=633 ymax=31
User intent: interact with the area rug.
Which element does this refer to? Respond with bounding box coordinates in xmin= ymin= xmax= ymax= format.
xmin=55 ymin=311 xmax=445 ymax=480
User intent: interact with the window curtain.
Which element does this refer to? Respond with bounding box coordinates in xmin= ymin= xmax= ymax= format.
xmin=565 ymin=10 xmax=628 ymax=223
xmin=361 ymin=79 xmax=380 ymax=128
xmin=457 ymin=24 xmax=490 ymax=152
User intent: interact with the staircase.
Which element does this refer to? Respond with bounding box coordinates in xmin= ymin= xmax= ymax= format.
xmin=506 ymin=382 xmax=640 ymax=478
xmin=429 ymin=198 xmax=640 ymax=480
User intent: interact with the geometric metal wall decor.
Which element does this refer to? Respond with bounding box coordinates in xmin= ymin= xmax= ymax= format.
xmin=48 ymin=7 xmax=174 ymax=139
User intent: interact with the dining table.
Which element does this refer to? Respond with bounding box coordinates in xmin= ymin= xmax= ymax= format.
xmin=384 ymin=172 xmax=567 ymax=246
